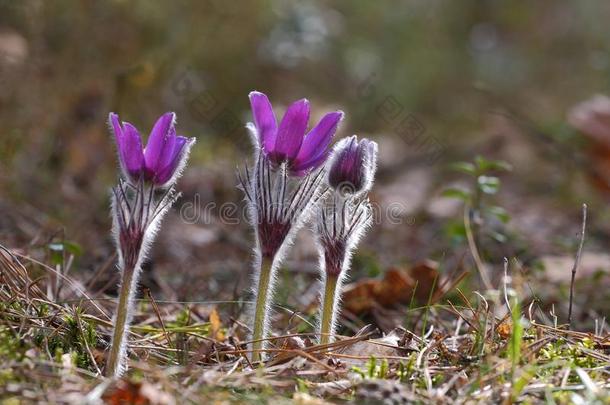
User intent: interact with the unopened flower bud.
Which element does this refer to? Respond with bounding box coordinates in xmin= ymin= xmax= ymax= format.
xmin=328 ymin=136 xmax=378 ymax=196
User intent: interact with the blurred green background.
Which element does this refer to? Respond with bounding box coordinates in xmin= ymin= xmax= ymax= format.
xmin=1 ymin=1 xmax=610 ymax=315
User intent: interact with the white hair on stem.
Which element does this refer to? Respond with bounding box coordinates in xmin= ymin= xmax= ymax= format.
xmin=314 ymin=192 xmax=374 ymax=344
xmin=107 ymin=179 xmax=179 ymax=376
xmin=238 ymin=148 xmax=328 ymax=360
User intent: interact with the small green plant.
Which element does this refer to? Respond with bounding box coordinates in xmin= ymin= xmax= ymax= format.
xmin=0 ymin=325 xmax=24 ymax=362
xmin=351 ymin=356 xmax=390 ymax=380
xmin=295 ymin=378 xmax=309 ymax=394
xmin=443 ymin=155 xmax=512 ymax=241
xmin=47 ymin=240 xmax=82 ymax=268
xmin=540 ymin=337 xmax=601 ymax=371
xmin=34 ymin=307 xmax=99 ymax=370
xmin=46 ymin=239 xmax=82 ymax=299
xmin=443 ymin=155 xmax=512 ymax=289
xmin=507 ymin=300 xmax=523 ymax=379
xmin=396 ymin=357 xmax=416 ymax=383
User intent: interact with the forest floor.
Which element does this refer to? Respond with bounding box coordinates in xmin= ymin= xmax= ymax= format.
xmin=1 ymin=236 xmax=609 ymax=404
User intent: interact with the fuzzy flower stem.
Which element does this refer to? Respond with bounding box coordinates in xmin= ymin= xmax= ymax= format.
xmin=106 ymin=112 xmax=194 ymax=376
xmin=105 ymin=180 xmax=178 ymax=377
xmin=251 ymin=256 xmax=274 ymax=363
xmin=106 ymin=263 xmax=137 ymax=377
xmin=314 ymin=136 xmax=378 ymax=348
xmin=319 ymin=273 xmax=339 ymax=345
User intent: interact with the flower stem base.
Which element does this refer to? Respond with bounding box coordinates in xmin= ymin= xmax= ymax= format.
xmin=320 ymin=274 xmax=339 ymax=346
xmin=251 ymin=256 xmax=274 ymax=363
xmin=106 ymin=266 xmax=136 ymax=377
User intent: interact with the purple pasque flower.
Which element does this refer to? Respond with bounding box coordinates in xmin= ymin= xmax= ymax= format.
xmin=106 ymin=110 xmax=194 ymax=377
xmin=110 ymin=112 xmax=195 ymax=187
xmin=328 ymin=135 xmax=378 ymax=196
xmin=314 ymin=136 xmax=378 ymax=344
xmin=248 ymin=91 xmax=343 ymax=176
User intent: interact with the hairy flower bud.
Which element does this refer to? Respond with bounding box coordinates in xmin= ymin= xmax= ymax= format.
xmin=328 ymin=136 xmax=378 ymax=196
xmin=314 ymin=136 xmax=378 ymax=345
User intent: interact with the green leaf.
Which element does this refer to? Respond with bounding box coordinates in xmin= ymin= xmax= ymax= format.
xmin=509 ymin=300 xmax=523 ymax=382
xmin=296 ymin=378 xmax=309 ymax=393
xmin=441 ymin=187 xmax=471 ymax=201
xmin=475 ymin=155 xmax=512 ymax=172
xmin=62 ymin=241 xmax=83 ymax=256
xmin=512 ymin=367 xmax=535 ymax=397
xmin=477 ymin=175 xmax=500 ymax=194
xmin=487 ymin=206 xmax=510 ymax=223
xmin=48 ymin=241 xmax=83 ymax=256
xmin=379 ymin=359 xmax=389 ymax=379
xmin=450 ymin=161 xmax=476 ymax=175
xmin=48 ymin=243 xmax=64 ymax=266
xmin=444 ymin=221 xmax=467 ymax=244
xmin=350 ymin=366 xmax=366 ymax=379
xmin=368 ymin=356 xmax=377 ymax=378
xmin=47 ymin=241 xmax=83 ymax=267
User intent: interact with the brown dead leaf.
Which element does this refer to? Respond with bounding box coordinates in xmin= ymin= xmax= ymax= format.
xmin=497 ymin=321 xmax=512 ymax=339
xmin=409 ymin=261 xmax=440 ymax=302
xmin=208 ymin=307 xmax=225 ymax=341
xmin=342 ymin=261 xmax=443 ymax=315
xmin=373 ymin=267 xmax=415 ymax=307
xmin=278 ymin=336 xmax=306 ymax=351
xmin=342 ymin=279 xmax=378 ymax=314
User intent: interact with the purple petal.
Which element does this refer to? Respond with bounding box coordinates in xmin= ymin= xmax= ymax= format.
xmin=271 ymin=99 xmax=309 ymax=163
xmin=249 ymin=91 xmax=277 ymax=151
xmin=109 ymin=112 xmax=127 ymax=167
xmin=109 ymin=113 xmax=124 ymax=144
xmin=155 ymin=135 xmax=188 ymax=185
xmin=121 ymin=122 xmax=145 ymax=178
xmin=157 ymin=129 xmax=177 ymax=172
xmin=291 ymin=111 xmax=343 ymax=174
xmin=291 ymin=150 xmax=330 ymax=176
xmin=109 ymin=113 xmax=144 ymax=181
xmin=144 ymin=112 xmax=176 ymax=171
xmin=328 ymin=136 xmax=364 ymax=191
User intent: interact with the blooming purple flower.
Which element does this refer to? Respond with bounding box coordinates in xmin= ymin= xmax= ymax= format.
xmin=248 ymin=91 xmax=343 ymax=176
xmin=110 ymin=112 xmax=195 ymax=187
xmin=328 ymin=135 xmax=378 ymax=195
